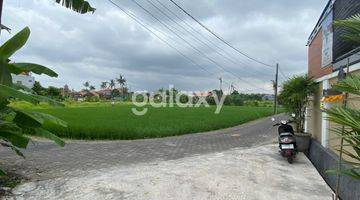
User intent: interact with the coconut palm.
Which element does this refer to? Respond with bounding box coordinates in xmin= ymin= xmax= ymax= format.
xmin=100 ymin=82 xmax=108 ymax=89
xmin=109 ymin=79 xmax=116 ymax=89
xmin=116 ymin=74 xmax=126 ymax=89
xmin=89 ymin=85 xmax=95 ymax=91
xmin=83 ymin=81 xmax=90 ymax=91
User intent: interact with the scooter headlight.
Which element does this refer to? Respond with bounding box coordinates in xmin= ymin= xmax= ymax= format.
xmin=281 ymin=120 xmax=287 ymax=125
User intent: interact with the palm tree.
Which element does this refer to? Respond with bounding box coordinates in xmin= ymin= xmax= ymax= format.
xmin=100 ymin=82 xmax=108 ymax=89
xmin=333 ymin=14 xmax=360 ymax=43
xmin=109 ymin=79 xmax=116 ymax=89
xmin=116 ymin=74 xmax=126 ymax=89
xmin=89 ymin=85 xmax=95 ymax=91
xmin=326 ymin=76 xmax=360 ymax=180
xmin=278 ymin=75 xmax=317 ymax=133
xmin=325 ymin=15 xmax=360 ymax=191
xmin=327 ymin=15 xmax=360 ymax=199
xmin=83 ymin=81 xmax=90 ymax=91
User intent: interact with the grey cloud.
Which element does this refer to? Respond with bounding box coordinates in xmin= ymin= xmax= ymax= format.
xmin=3 ymin=0 xmax=328 ymax=92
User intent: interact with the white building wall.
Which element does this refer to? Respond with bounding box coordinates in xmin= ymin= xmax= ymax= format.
xmin=11 ymin=74 xmax=35 ymax=88
xmin=313 ymin=62 xmax=360 ymax=148
xmin=321 ymin=80 xmax=330 ymax=148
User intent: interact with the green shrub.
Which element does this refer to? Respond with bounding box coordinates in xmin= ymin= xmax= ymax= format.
xmin=278 ymin=75 xmax=317 ymax=132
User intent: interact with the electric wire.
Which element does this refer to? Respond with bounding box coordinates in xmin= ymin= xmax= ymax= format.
xmin=107 ymin=0 xmax=253 ymax=93
xmin=168 ymin=0 xmax=275 ymax=69
xmin=129 ymin=0 xmax=272 ymax=92
xmin=147 ymin=0 xmax=273 ymax=79
xmin=278 ymin=67 xmax=290 ymax=80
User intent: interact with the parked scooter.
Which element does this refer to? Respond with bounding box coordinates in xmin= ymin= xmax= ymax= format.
xmin=271 ymin=115 xmax=297 ymax=164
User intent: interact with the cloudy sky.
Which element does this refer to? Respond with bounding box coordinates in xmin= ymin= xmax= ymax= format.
xmin=2 ymin=0 xmax=328 ymax=93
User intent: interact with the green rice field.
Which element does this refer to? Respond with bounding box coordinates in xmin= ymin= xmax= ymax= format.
xmin=25 ymin=103 xmax=279 ymax=140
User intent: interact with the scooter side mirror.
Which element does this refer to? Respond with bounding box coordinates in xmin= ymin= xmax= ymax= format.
xmin=271 ymin=117 xmax=275 ymax=122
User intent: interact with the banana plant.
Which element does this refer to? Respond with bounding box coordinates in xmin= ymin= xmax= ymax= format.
xmin=55 ymin=0 xmax=95 ymax=14
xmin=1 ymin=0 xmax=95 ymax=32
xmin=0 ymin=27 xmax=67 ymax=176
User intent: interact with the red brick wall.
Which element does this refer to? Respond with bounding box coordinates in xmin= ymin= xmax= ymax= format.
xmin=308 ymin=29 xmax=333 ymax=79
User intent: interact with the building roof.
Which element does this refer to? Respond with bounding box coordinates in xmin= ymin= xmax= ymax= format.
xmin=194 ymin=92 xmax=212 ymax=97
xmin=97 ymin=88 xmax=112 ymax=94
xmin=307 ymin=0 xmax=333 ymax=46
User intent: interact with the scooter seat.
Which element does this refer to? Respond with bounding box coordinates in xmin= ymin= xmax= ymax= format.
xmin=279 ymin=132 xmax=294 ymax=137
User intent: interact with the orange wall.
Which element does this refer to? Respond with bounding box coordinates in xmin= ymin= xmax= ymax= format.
xmin=308 ymin=29 xmax=333 ymax=79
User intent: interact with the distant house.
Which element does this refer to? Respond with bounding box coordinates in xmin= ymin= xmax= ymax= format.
xmin=61 ymin=84 xmax=71 ymax=98
xmin=11 ymin=72 xmax=35 ymax=88
xmin=117 ymin=87 xmax=129 ymax=94
xmin=71 ymin=90 xmax=99 ymax=101
xmin=97 ymin=88 xmax=112 ymax=99
xmin=192 ymin=91 xmax=212 ymax=98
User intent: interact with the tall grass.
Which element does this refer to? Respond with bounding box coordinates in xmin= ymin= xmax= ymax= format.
xmin=28 ymin=104 xmax=278 ymax=140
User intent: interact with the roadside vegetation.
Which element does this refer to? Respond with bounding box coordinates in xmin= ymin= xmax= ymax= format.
xmin=25 ymin=105 xmax=278 ymax=140
xmin=278 ymin=75 xmax=317 ymax=133
xmin=326 ymin=14 xmax=360 ymax=180
xmin=326 ymin=75 xmax=360 ymax=180
xmin=0 ymin=0 xmax=95 ymax=179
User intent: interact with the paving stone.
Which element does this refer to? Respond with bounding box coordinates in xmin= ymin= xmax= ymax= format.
xmin=0 ymin=116 xmax=279 ymax=181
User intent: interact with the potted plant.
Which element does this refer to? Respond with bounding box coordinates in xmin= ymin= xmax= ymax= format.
xmin=278 ymin=75 xmax=317 ymax=152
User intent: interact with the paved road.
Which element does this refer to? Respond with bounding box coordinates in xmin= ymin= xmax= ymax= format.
xmin=10 ymin=145 xmax=332 ymax=200
xmin=0 ymin=115 xmax=279 ymax=181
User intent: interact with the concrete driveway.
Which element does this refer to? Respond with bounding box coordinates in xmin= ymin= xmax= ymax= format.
xmin=7 ymin=145 xmax=332 ymax=200
xmin=1 ymin=116 xmax=332 ymax=199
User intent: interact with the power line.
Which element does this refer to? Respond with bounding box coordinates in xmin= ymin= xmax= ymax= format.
xmin=154 ymin=0 xmax=269 ymax=73
xmin=129 ymin=0 xmax=271 ymax=92
xmin=168 ymin=0 xmax=275 ymax=69
xmin=147 ymin=0 xmax=234 ymax=64
xmin=107 ymin=1 xmax=211 ymax=74
xmin=154 ymin=0 xmax=233 ymax=56
xmin=107 ymin=0 xmax=253 ymax=93
xmin=278 ymin=67 xmax=289 ymax=80
xmin=148 ymin=0 xmax=273 ymax=79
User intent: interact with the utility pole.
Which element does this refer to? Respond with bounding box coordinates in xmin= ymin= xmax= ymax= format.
xmin=273 ymin=63 xmax=279 ymax=114
xmin=219 ymin=77 xmax=222 ymax=91
xmin=230 ymin=83 xmax=235 ymax=94
xmin=0 ymin=0 xmax=3 ymax=31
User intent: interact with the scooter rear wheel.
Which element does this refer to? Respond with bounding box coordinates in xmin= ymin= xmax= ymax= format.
xmin=287 ymin=157 xmax=293 ymax=164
